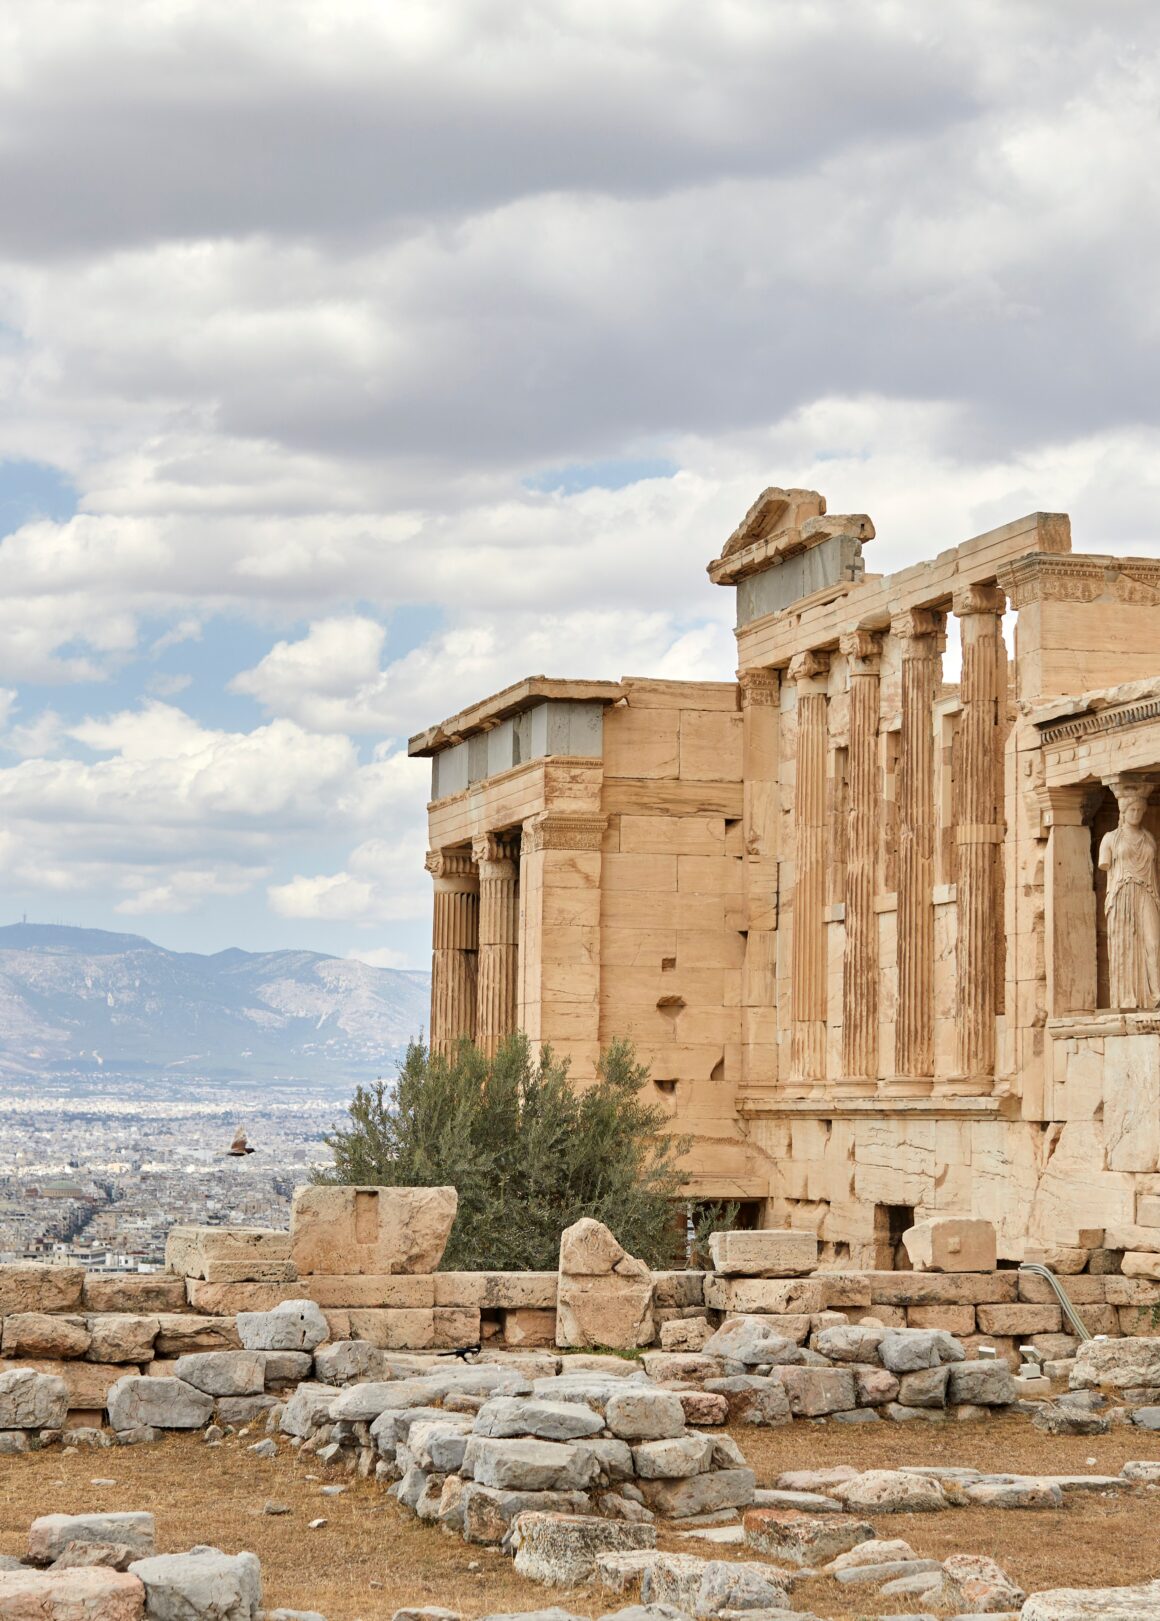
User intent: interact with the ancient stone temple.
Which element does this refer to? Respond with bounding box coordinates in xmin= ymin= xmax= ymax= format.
xmin=410 ymin=488 xmax=1160 ymax=1263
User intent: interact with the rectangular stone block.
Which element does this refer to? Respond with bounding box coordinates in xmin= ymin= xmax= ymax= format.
xmin=501 ymin=1309 xmax=558 ymax=1347
xmin=433 ymin=1307 xmax=482 ymax=1348
xmin=1104 ymin=1276 xmax=1160 ymax=1305
xmin=976 ymin=1304 xmax=1062 ymax=1336
xmin=1139 ymin=1196 xmax=1160 ymax=1229
xmin=902 ymin=1217 xmax=996 ymax=1273
xmin=433 ymin=1273 xmax=557 ymax=1309
xmin=323 ymin=1308 xmax=435 ymax=1349
xmin=704 ymin=1276 xmax=827 ymax=1315
xmin=304 ymin=1275 xmax=436 ymax=1309
xmin=708 ymin=1230 xmax=818 ymax=1277
xmin=650 ymin=1272 xmax=706 ymax=1309
xmin=865 ymin=1271 xmax=1017 ymax=1305
xmin=290 ymin=1185 xmax=457 ymax=1276
xmin=904 ymin=1305 xmax=976 ymax=1335
xmin=0 ymin=1265 xmax=84 ymax=1316
xmin=153 ymin=1315 xmax=240 ymax=1355
xmin=199 ymin=1260 xmax=297 ymax=1284
xmin=1017 ymin=1273 xmax=1106 ymax=1305
xmin=82 ymin=1275 xmax=188 ymax=1313
xmin=1104 ymin=1033 xmax=1160 ymax=1173
xmin=164 ymin=1226 xmax=292 ymax=1281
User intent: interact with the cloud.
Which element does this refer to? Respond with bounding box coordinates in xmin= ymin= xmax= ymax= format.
xmin=0 ymin=0 xmax=1157 ymax=957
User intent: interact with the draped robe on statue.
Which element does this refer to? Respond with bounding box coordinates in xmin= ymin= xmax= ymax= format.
xmin=1099 ymin=821 xmax=1160 ymax=1010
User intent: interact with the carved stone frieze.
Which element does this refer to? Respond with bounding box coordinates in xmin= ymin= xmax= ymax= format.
xmin=522 ymin=814 xmax=608 ymax=853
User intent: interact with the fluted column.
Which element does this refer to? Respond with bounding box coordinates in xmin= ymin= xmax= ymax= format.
xmin=891 ymin=608 xmax=944 ymax=1081
xmin=840 ymin=630 xmax=882 ymax=1084
xmin=739 ymin=668 xmax=781 ymax=1095
xmin=790 ymin=650 xmax=829 ymax=1082
xmin=473 ymin=830 xmax=520 ymax=1057
xmin=953 ymin=583 xmax=1005 ymax=1080
xmin=425 ymin=849 xmax=479 ymax=1056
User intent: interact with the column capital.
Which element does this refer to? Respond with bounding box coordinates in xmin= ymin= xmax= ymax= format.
xmin=890 ymin=606 xmax=946 ymax=651
xmin=952 ymin=581 xmax=1006 ymax=617
xmin=425 ymin=847 xmax=476 ymax=882
xmin=472 ymin=830 xmax=520 ymax=871
xmin=522 ymin=813 xmax=607 ymax=853
xmin=1042 ymin=784 xmax=1101 ymax=827
xmin=787 ymin=649 xmax=830 ymax=687
xmin=738 ymin=668 xmax=780 ymax=708
xmin=839 ymin=629 xmax=883 ymax=673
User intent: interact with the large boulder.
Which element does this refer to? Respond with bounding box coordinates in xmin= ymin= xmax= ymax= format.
xmin=603 ymin=1388 xmax=686 ymax=1441
xmin=290 ymin=1186 xmax=457 ymax=1276
xmin=468 ymin=1437 xmax=600 ymax=1493
xmin=128 ymin=1550 xmax=261 ymax=1621
xmin=0 ymin=1369 xmax=69 ymax=1430
xmin=235 ymin=1301 xmax=328 ymax=1352
xmin=947 ymin=1359 xmax=1019 ymax=1406
xmin=1072 ymin=1336 xmax=1160 ymax=1393
xmin=0 ymin=1567 xmax=145 ymax=1620
xmin=556 ymin=1221 xmax=653 ymax=1350
xmin=106 ymin=1376 xmax=213 ymax=1433
xmin=700 ymin=1316 xmax=800 ymax=1366
xmin=743 ymin=1507 xmax=872 ymax=1566
xmin=28 ymin=1515 xmax=155 ymax=1566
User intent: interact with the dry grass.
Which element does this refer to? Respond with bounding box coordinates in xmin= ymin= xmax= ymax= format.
xmin=1 ymin=1414 xmax=1158 ymax=1619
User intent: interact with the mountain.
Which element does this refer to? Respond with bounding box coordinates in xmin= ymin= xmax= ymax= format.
xmin=0 ymin=923 xmax=430 ymax=1087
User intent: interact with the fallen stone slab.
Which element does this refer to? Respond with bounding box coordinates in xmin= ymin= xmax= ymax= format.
xmin=0 ymin=1368 xmax=69 ymax=1430
xmin=824 ymin=1537 xmax=918 ymax=1573
xmin=106 ymin=1376 xmax=213 ymax=1433
xmin=947 ymin=1360 xmax=1019 ymax=1406
xmin=511 ymin=1512 xmax=656 ymax=1585
xmin=834 ymin=1470 xmax=948 ymax=1513
xmin=742 ymin=1506 xmax=872 ymax=1566
xmin=604 ymin=1388 xmax=687 ymax=1440
xmin=834 ymin=1559 xmax=944 ymax=1586
xmin=751 ymin=1489 xmax=844 ymax=1512
xmin=469 ymin=1437 xmax=601 ymax=1493
xmin=943 ymin=1552 xmax=1025 ymax=1612
xmin=128 ymin=1548 xmax=261 ymax=1621
xmin=702 ymin=1375 xmax=791 ymax=1427
xmin=630 ymin=1436 xmax=714 ymax=1480
xmin=0 ymin=1565 xmax=145 ymax=1620
xmin=28 ymin=1514 xmax=155 ymax=1566
xmin=473 ymin=1397 xmax=604 ymax=1441
xmin=1032 ymin=1404 xmax=1111 ymax=1436
xmin=236 ymin=1300 xmax=329 ymax=1352
xmin=1071 ymin=1337 xmax=1160 ymax=1394
xmin=700 ymin=1318 xmax=800 ymax=1367
xmin=963 ymin=1480 xmax=1063 ymax=1509
xmin=173 ymin=1352 xmax=265 ymax=1397
xmin=460 ymin=1485 xmax=593 ymax=1544
xmin=1020 ymin=1579 xmax=1160 ymax=1617
xmin=50 ymin=1543 xmax=143 ymax=1574
xmin=637 ymin=1468 xmax=755 ymax=1519
xmin=1122 ymin=1459 xmax=1160 ymax=1481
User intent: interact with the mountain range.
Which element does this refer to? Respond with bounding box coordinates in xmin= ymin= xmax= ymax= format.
xmin=0 ymin=923 xmax=430 ymax=1087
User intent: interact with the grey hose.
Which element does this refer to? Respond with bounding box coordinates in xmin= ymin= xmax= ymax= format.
xmin=1017 ymin=1262 xmax=1092 ymax=1341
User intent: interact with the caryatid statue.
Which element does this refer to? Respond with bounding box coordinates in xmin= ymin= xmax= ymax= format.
xmin=1098 ymin=779 xmax=1160 ymax=1010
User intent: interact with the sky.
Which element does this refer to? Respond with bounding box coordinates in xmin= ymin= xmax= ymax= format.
xmin=0 ymin=0 xmax=1159 ymax=970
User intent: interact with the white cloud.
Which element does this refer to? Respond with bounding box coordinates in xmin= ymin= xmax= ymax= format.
xmin=0 ymin=0 xmax=1157 ymax=953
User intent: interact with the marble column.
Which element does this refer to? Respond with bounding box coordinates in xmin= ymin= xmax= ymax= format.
xmin=425 ymin=849 xmax=479 ymax=1056
xmin=473 ymin=830 xmax=520 ymax=1057
xmin=953 ymin=583 xmax=1006 ymax=1079
xmin=891 ymin=608 xmax=945 ymax=1081
xmin=790 ymin=650 xmax=829 ymax=1083
xmin=840 ymin=630 xmax=882 ymax=1084
xmin=739 ymin=669 xmax=781 ymax=1093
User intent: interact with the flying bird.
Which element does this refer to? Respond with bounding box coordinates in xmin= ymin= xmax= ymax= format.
xmin=228 ymin=1127 xmax=256 ymax=1157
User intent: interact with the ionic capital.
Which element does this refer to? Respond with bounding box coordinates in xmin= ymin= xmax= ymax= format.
xmin=425 ymin=847 xmax=479 ymax=893
xmin=738 ymin=668 xmax=780 ymax=708
xmin=890 ymin=606 xmax=946 ymax=653
xmin=787 ymin=649 xmax=830 ymax=688
xmin=952 ymin=581 xmax=1006 ymax=618
xmin=472 ymin=829 xmax=520 ymax=876
xmin=522 ymin=813 xmax=607 ymax=853
xmin=839 ymin=630 xmax=882 ymax=674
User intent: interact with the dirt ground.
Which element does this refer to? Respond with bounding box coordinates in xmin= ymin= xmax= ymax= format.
xmin=2 ymin=1415 xmax=1159 ymax=1619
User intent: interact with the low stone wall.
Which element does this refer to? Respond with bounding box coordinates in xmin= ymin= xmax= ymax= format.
xmin=3 ymin=1258 xmax=1160 ymax=1422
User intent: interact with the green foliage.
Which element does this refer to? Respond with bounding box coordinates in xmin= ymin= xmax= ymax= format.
xmin=316 ymin=1033 xmax=692 ymax=1271
xmin=686 ymin=1199 xmax=742 ymax=1270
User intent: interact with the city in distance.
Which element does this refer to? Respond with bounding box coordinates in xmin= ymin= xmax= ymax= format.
xmin=0 ymin=922 xmax=430 ymax=1269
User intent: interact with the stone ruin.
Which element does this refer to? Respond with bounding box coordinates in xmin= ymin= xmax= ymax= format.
xmin=7 ymin=1195 xmax=1160 ymax=1616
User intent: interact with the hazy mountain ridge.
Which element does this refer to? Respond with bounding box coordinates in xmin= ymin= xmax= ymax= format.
xmin=0 ymin=924 xmax=429 ymax=1086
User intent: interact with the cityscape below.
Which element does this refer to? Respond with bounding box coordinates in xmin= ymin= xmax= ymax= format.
xmin=0 ymin=1078 xmax=339 ymax=1269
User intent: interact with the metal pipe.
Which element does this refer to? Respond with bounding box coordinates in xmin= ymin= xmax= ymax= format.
xmin=1017 ymin=1262 xmax=1092 ymax=1341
